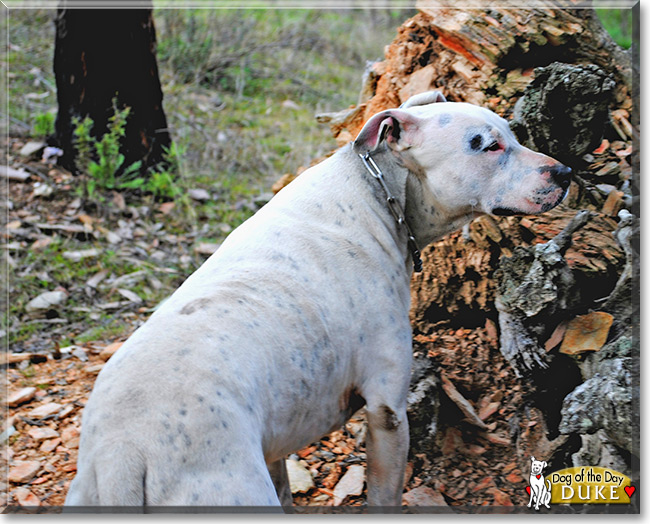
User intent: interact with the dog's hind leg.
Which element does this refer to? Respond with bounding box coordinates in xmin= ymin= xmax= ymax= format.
xmin=64 ymin=467 xmax=100 ymax=508
xmin=162 ymin=453 xmax=284 ymax=509
xmin=65 ymin=443 xmax=145 ymax=508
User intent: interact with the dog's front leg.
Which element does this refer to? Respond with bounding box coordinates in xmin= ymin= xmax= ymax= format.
xmin=527 ymin=489 xmax=535 ymax=508
xmin=268 ymin=459 xmax=293 ymax=511
xmin=365 ymin=402 xmax=409 ymax=511
xmin=533 ymin=487 xmax=542 ymax=510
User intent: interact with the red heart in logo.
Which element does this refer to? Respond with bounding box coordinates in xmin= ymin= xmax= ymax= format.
xmin=526 ymin=486 xmax=531 ymax=495
xmin=536 ymin=474 xmax=541 ymax=479
xmin=624 ymin=486 xmax=635 ymax=498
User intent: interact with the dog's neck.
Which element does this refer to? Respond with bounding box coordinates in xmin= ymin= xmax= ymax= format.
xmin=361 ymin=145 xmax=478 ymax=250
xmin=404 ymin=170 xmax=479 ymax=247
xmin=355 ymin=146 xmax=423 ymax=272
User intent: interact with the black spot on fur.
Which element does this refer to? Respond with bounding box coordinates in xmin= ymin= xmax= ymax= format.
xmin=492 ymin=207 xmax=521 ymax=216
xmin=179 ymin=297 xmax=211 ymax=315
xmin=340 ymin=386 xmax=366 ymax=417
xmin=469 ymin=134 xmax=483 ymax=151
xmin=439 ymin=113 xmax=452 ymax=127
xmin=379 ymin=405 xmax=401 ymax=431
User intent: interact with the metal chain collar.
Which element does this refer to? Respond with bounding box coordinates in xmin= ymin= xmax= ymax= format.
xmin=359 ymin=152 xmax=423 ymax=273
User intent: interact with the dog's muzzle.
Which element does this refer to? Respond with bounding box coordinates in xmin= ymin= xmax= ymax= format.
xmin=546 ymin=164 xmax=572 ymax=191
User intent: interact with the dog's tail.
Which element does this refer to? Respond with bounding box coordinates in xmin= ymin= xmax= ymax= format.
xmin=65 ymin=442 xmax=145 ymax=508
xmin=546 ymin=479 xmax=552 ymax=493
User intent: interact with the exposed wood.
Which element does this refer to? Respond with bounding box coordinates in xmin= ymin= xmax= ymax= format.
xmin=409 ymin=207 xmax=623 ymax=330
xmin=493 ymin=210 xmax=590 ymax=376
xmin=318 ymin=3 xmax=632 ymax=144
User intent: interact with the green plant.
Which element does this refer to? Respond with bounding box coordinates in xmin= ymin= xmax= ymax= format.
xmin=33 ymin=111 xmax=55 ymax=137
xmin=118 ymin=142 xmax=184 ymax=200
xmin=72 ymin=100 xmax=141 ymax=200
xmin=73 ymin=103 xmax=188 ymax=201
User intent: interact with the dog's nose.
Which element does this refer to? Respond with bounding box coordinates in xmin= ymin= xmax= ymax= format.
xmin=548 ymin=164 xmax=572 ymax=190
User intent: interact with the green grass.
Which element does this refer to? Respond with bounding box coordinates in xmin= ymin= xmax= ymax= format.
xmin=6 ymin=10 xmax=57 ymax=133
xmin=596 ymin=8 xmax=634 ymax=49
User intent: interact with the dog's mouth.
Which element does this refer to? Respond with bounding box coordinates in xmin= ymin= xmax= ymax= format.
xmin=491 ymin=207 xmax=524 ymax=216
xmin=491 ymin=187 xmax=568 ymax=217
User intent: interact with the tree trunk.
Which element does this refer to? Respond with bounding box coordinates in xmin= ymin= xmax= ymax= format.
xmin=51 ymin=3 xmax=171 ymax=176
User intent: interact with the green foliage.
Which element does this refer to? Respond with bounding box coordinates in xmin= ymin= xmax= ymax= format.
xmin=114 ymin=143 xmax=184 ymax=200
xmin=33 ymin=111 xmax=55 ymax=137
xmin=72 ymin=101 xmax=141 ymax=200
xmin=72 ymin=101 xmax=187 ymax=201
xmin=155 ymin=9 xmax=410 ymax=102
xmin=596 ymin=8 xmax=633 ymax=49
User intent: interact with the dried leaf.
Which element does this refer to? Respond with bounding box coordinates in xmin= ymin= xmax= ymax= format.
xmin=402 ymin=486 xmax=448 ymax=506
xmin=8 ymin=387 xmax=37 ymax=407
xmin=99 ymin=341 xmax=123 ymax=361
xmin=27 ymin=402 xmax=62 ymax=419
xmin=8 ymin=461 xmax=42 ymax=483
xmin=440 ymin=375 xmax=488 ymax=430
xmin=14 ymin=487 xmax=41 ymax=507
xmin=559 ymin=312 xmax=614 ymax=355
xmin=544 ymin=320 xmax=568 ymax=352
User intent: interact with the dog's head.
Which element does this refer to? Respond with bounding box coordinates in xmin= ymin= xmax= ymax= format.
xmin=530 ymin=456 xmax=548 ymax=476
xmin=353 ymin=91 xmax=570 ymax=243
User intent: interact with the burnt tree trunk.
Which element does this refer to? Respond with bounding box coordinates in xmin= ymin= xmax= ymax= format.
xmin=51 ymin=4 xmax=171 ymax=176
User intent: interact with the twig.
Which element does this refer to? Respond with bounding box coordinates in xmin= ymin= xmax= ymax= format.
xmin=549 ymin=209 xmax=592 ymax=254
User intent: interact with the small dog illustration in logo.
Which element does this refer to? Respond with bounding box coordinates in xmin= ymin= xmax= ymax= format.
xmin=527 ymin=456 xmax=552 ymax=510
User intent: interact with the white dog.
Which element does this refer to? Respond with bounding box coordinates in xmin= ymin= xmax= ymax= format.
xmin=528 ymin=456 xmax=552 ymax=510
xmin=66 ymin=92 xmax=570 ymax=510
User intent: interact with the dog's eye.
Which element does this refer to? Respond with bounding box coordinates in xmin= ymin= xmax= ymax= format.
xmin=484 ymin=141 xmax=502 ymax=152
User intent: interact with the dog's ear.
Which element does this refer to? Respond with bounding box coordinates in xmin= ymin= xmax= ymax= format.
xmin=542 ymin=461 xmax=547 ymax=468
xmin=531 ymin=456 xmax=536 ymax=462
xmin=353 ymin=109 xmax=422 ymax=154
xmin=399 ymin=90 xmax=447 ymax=108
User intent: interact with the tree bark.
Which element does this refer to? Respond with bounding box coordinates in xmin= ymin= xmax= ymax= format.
xmin=409 ymin=207 xmax=624 ymax=333
xmin=51 ymin=3 xmax=171 ymax=176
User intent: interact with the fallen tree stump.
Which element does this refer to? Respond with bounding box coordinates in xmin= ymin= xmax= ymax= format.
xmin=494 ymin=210 xmax=590 ymax=376
xmin=409 ymin=207 xmax=623 ymax=330
xmin=320 ymin=2 xmax=633 ymax=146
